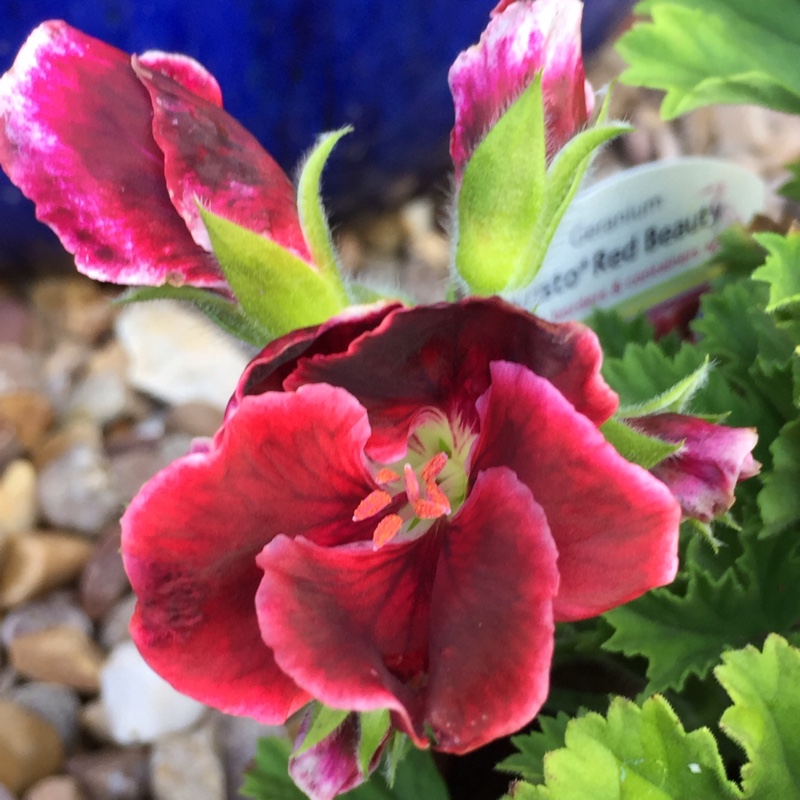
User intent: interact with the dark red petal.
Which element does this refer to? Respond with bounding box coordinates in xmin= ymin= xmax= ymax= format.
xmin=0 ymin=21 xmax=223 ymax=288
xmin=132 ymin=56 xmax=311 ymax=262
xmin=137 ymin=50 xmax=223 ymax=106
xmin=426 ymin=467 xmax=559 ymax=753
xmin=285 ymin=298 xmax=617 ymax=462
xmin=122 ymin=383 xmax=377 ymax=720
xmin=256 ymin=532 xmax=440 ymax=746
xmin=471 ymin=361 xmax=681 ymax=622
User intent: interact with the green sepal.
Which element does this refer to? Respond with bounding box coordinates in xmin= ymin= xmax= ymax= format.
xmin=358 ymin=709 xmax=392 ymax=774
xmin=294 ymin=703 xmax=349 ymax=756
xmin=297 ymin=127 xmax=352 ymax=301
xmin=616 ymin=357 xmax=711 ymax=417
xmin=455 ymin=75 xmax=547 ymax=295
xmin=383 ymin=732 xmax=410 ymax=788
xmin=199 ymin=206 xmax=349 ymax=338
xmin=600 ymin=417 xmax=682 ymax=470
xmin=115 ymin=284 xmax=270 ymax=346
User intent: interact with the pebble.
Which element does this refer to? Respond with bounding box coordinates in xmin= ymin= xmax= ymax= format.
xmin=98 ymin=595 xmax=136 ymax=652
xmin=0 ymin=458 xmax=38 ymax=534
xmin=0 ymin=344 xmax=41 ymax=394
xmin=101 ymin=641 xmax=206 ymax=744
xmin=68 ymin=747 xmax=150 ymax=800
xmin=11 ymin=681 xmax=82 ymax=751
xmin=0 ymin=390 xmax=54 ymax=452
xmin=150 ymin=724 xmax=226 ymax=800
xmin=31 ymin=277 xmax=116 ymax=345
xmin=79 ymin=524 xmax=129 ymax=622
xmin=8 ymin=626 xmax=106 ymax=693
xmin=0 ymin=295 xmax=31 ymax=346
xmin=37 ymin=443 xmax=120 ymax=535
xmin=165 ymin=403 xmax=223 ymax=438
xmin=24 ymin=775 xmax=87 ymax=800
xmin=1 ymin=591 xmax=94 ymax=647
xmin=115 ymin=303 xmax=248 ymax=411
xmin=0 ymin=700 xmax=64 ymax=795
xmin=78 ymin=700 xmax=114 ymax=745
xmin=66 ymin=371 xmax=131 ymax=427
xmin=0 ymin=416 xmax=23 ymax=472
xmin=0 ymin=532 xmax=94 ymax=609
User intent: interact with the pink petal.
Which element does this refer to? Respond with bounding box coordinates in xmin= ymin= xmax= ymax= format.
xmin=0 ymin=21 xmax=223 ymax=288
xmin=122 ymin=383 xmax=378 ymax=720
xmin=449 ymin=0 xmax=591 ymax=180
xmin=285 ymin=299 xmax=617 ymax=463
xmin=629 ymin=414 xmax=760 ymax=522
xmin=472 ymin=361 xmax=681 ymax=621
xmin=132 ymin=56 xmax=311 ymax=261
xmin=136 ymin=50 xmax=223 ymax=106
xmin=426 ymin=467 xmax=559 ymax=753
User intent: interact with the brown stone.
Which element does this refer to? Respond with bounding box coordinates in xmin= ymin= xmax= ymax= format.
xmin=68 ymin=748 xmax=150 ymax=800
xmin=0 ymin=391 xmax=54 ymax=451
xmin=79 ymin=523 xmax=129 ymax=621
xmin=24 ymin=775 xmax=87 ymax=800
xmin=0 ymin=700 xmax=64 ymax=795
xmin=31 ymin=277 xmax=116 ymax=345
xmin=0 ymin=458 xmax=38 ymax=535
xmin=8 ymin=626 xmax=105 ymax=693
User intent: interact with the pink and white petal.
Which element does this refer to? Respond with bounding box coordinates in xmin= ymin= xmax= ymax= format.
xmin=256 ymin=532 xmax=442 ymax=747
xmin=426 ymin=467 xmax=559 ymax=753
xmin=132 ymin=57 xmax=311 ymax=262
xmin=285 ymin=299 xmax=617 ymax=462
xmin=471 ymin=361 xmax=681 ymax=622
xmin=0 ymin=21 xmax=223 ymax=288
xmin=449 ymin=0 xmax=589 ymax=179
xmin=122 ymin=384 xmax=378 ymax=718
xmin=137 ymin=50 xmax=222 ymax=106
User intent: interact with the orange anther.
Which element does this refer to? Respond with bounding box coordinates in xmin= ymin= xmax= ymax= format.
xmin=373 ymin=514 xmax=403 ymax=549
xmin=421 ymin=452 xmax=448 ymax=482
xmin=412 ymin=498 xmax=450 ymax=520
xmin=375 ymin=467 xmax=401 ymax=484
xmin=353 ymin=489 xmax=392 ymax=521
xmin=425 ymin=482 xmax=451 ymax=514
xmin=404 ymin=464 xmax=420 ymax=503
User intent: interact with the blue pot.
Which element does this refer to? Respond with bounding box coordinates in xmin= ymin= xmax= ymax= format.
xmin=0 ymin=0 xmax=633 ymax=256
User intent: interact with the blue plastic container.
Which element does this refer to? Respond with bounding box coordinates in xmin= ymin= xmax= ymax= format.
xmin=0 ymin=0 xmax=634 ymax=256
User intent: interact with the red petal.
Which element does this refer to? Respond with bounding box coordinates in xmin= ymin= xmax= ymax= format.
xmin=426 ymin=467 xmax=559 ymax=753
xmin=256 ymin=532 xmax=440 ymax=746
xmin=285 ymin=299 xmax=617 ymax=462
xmin=122 ymin=383 xmax=377 ymax=720
xmin=132 ymin=56 xmax=311 ymax=262
xmin=472 ymin=361 xmax=681 ymax=621
xmin=0 ymin=22 xmax=222 ymax=288
xmin=136 ymin=50 xmax=223 ymax=106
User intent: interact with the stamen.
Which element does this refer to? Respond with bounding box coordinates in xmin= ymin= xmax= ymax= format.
xmin=421 ymin=452 xmax=448 ymax=482
xmin=373 ymin=514 xmax=403 ymax=549
xmin=412 ymin=498 xmax=450 ymax=519
xmin=404 ymin=464 xmax=420 ymax=503
xmin=353 ymin=489 xmax=392 ymax=521
xmin=375 ymin=467 xmax=401 ymax=484
xmin=424 ymin=482 xmax=451 ymax=514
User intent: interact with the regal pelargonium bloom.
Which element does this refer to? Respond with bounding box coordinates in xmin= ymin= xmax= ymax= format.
xmin=122 ymin=298 xmax=680 ymax=759
xmin=448 ymin=0 xmax=594 ymax=181
xmin=0 ymin=21 xmax=311 ymax=290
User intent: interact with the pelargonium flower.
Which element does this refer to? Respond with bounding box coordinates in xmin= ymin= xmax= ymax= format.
xmin=0 ymin=20 xmax=311 ymax=290
xmin=629 ymin=413 xmax=760 ymax=522
xmin=448 ymin=0 xmax=594 ymax=181
xmin=122 ymin=298 xmax=680 ymax=761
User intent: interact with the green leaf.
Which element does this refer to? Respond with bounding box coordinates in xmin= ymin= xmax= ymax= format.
xmin=297 ymin=128 xmax=352 ymax=297
xmin=496 ymin=713 xmax=571 ymax=783
xmin=616 ymin=358 xmax=712 ymax=417
xmin=199 ymin=206 xmax=349 ymax=338
xmin=240 ymin=737 xmax=307 ymax=800
xmin=520 ymin=696 xmax=740 ymax=799
xmin=757 ymin=418 xmax=800 ymax=536
xmin=358 ymin=709 xmax=391 ymax=774
xmin=585 ymin=307 xmax=656 ymax=359
xmin=752 ymin=231 xmax=800 ymax=313
xmin=600 ymin=417 xmax=682 ymax=470
xmin=455 ymin=76 xmax=547 ymax=295
xmin=295 ymin=704 xmax=349 ymax=756
xmin=618 ymin=0 xmax=800 ymax=119
xmin=116 ymin=285 xmax=270 ymax=346
xmin=779 ymin=161 xmax=800 ymax=202
xmin=716 ymin=634 xmax=800 ymax=799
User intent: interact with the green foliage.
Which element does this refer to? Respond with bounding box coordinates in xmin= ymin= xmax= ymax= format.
xmin=617 ymin=0 xmax=800 ymax=119
xmin=496 ymin=713 xmax=571 ymax=784
xmin=757 ymin=419 xmax=800 ymax=535
xmin=752 ymin=231 xmax=800 ymax=312
xmin=616 ymin=358 xmax=711 ymax=418
xmin=241 ymin=738 xmax=306 ymax=800
xmin=358 ymin=710 xmax=392 ymax=774
xmin=600 ymin=417 xmax=682 ymax=470
xmin=294 ymin=704 xmax=349 ymax=756
xmin=199 ymin=207 xmax=349 ymax=338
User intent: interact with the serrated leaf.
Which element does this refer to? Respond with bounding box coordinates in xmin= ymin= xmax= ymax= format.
xmin=241 ymin=737 xmax=307 ymax=800
xmin=522 ymin=696 xmax=740 ymax=799
xmin=779 ymin=160 xmax=800 ymax=202
xmin=752 ymin=231 xmax=800 ymax=313
xmin=496 ymin=713 xmax=571 ymax=783
xmin=199 ymin=206 xmax=349 ymax=338
xmin=297 ymin=128 xmax=352 ymax=292
xmin=716 ymin=634 xmax=800 ymax=799
xmin=358 ymin=709 xmax=391 ymax=774
xmin=618 ymin=0 xmax=800 ymax=119
xmin=585 ymin=307 xmax=656 ymax=359
xmin=616 ymin=358 xmax=711 ymax=417
xmin=757 ymin=418 xmax=800 ymax=536
xmin=116 ymin=285 xmax=270 ymax=346
xmin=455 ymin=76 xmax=547 ymax=295
xmin=600 ymin=417 xmax=682 ymax=470
xmin=295 ymin=704 xmax=349 ymax=756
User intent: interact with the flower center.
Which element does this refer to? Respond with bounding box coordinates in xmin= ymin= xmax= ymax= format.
xmin=352 ymin=411 xmax=473 ymax=550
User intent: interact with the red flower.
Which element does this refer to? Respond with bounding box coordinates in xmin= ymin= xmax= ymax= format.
xmin=0 ymin=21 xmax=310 ymax=290
xmin=122 ymin=298 xmax=680 ymax=757
xmin=628 ymin=414 xmax=760 ymax=522
xmin=448 ymin=0 xmax=594 ymax=181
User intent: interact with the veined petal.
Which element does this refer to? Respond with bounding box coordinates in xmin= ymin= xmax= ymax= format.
xmin=472 ymin=361 xmax=681 ymax=622
xmin=0 ymin=21 xmax=223 ymax=288
xmin=132 ymin=56 xmax=311 ymax=262
xmin=122 ymin=383 xmax=377 ymax=720
xmin=629 ymin=413 xmax=760 ymax=522
xmin=449 ymin=0 xmax=591 ymax=180
xmin=426 ymin=467 xmax=559 ymax=753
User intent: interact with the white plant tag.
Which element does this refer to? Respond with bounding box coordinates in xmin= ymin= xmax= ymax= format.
xmin=526 ymin=157 xmax=765 ymax=321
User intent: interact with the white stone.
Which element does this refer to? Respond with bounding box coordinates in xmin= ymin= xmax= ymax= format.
xmin=150 ymin=724 xmax=226 ymax=800
xmin=101 ymin=641 xmax=206 ymax=744
xmin=0 ymin=459 xmax=37 ymax=535
xmin=115 ymin=303 xmax=249 ymax=411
